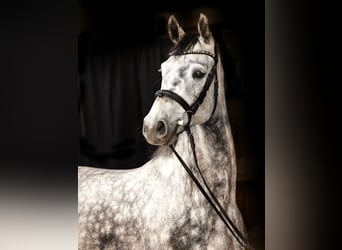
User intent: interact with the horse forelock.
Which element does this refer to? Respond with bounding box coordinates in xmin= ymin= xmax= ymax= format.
xmin=169 ymin=33 xmax=199 ymax=56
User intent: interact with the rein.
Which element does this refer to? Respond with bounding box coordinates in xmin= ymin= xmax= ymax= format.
xmin=154 ymin=49 xmax=254 ymax=250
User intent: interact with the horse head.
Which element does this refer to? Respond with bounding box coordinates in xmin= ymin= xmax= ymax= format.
xmin=143 ymin=13 xmax=218 ymax=145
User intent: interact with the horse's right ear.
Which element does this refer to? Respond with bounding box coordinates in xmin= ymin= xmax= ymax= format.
xmin=168 ymin=15 xmax=185 ymax=44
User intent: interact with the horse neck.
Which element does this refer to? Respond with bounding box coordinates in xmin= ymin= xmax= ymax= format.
xmin=173 ymin=57 xmax=238 ymax=204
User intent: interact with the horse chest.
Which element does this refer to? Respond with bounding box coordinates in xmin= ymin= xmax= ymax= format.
xmin=78 ymin=166 xmax=226 ymax=250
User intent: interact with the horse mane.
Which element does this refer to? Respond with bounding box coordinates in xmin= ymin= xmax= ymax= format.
xmin=169 ymin=33 xmax=199 ymax=56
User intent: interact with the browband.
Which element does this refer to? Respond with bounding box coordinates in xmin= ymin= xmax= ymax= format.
xmin=177 ymin=50 xmax=217 ymax=64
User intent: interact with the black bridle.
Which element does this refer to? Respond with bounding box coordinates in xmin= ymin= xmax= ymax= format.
xmin=154 ymin=49 xmax=254 ymax=250
xmin=155 ymin=50 xmax=218 ymax=127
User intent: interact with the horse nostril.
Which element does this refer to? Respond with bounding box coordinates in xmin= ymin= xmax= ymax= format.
xmin=155 ymin=120 xmax=167 ymax=138
xmin=142 ymin=124 xmax=148 ymax=136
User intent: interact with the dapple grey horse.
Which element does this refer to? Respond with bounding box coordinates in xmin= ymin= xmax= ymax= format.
xmin=78 ymin=13 xmax=251 ymax=250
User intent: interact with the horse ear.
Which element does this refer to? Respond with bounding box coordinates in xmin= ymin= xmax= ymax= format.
xmin=168 ymin=15 xmax=185 ymax=44
xmin=197 ymin=13 xmax=213 ymax=44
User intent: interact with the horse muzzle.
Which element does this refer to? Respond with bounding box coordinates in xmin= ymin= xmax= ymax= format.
xmin=142 ymin=117 xmax=178 ymax=146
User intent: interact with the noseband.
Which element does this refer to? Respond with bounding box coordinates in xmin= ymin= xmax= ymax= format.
xmin=154 ymin=48 xmax=254 ymax=249
xmin=155 ymin=50 xmax=218 ymax=128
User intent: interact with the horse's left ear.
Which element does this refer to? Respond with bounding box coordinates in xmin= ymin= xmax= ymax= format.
xmin=197 ymin=13 xmax=213 ymax=44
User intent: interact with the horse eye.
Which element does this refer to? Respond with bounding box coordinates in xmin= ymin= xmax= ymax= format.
xmin=192 ymin=71 xmax=205 ymax=79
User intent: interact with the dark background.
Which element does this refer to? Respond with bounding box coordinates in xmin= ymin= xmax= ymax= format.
xmin=0 ymin=0 xmax=337 ymax=249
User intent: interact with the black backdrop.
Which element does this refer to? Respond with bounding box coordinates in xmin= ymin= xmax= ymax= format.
xmin=78 ymin=32 xmax=172 ymax=168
